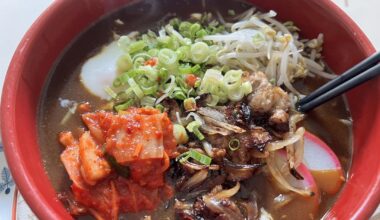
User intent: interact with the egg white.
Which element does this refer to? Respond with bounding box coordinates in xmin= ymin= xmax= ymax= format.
xmin=80 ymin=41 xmax=123 ymax=99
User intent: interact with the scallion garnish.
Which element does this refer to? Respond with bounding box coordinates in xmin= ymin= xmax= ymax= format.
xmin=229 ymin=138 xmax=240 ymax=151
xmin=184 ymin=97 xmax=197 ymax=111
xmin=177 ymin=149 xmax=212 ymax=165
xmin=114 ymin=100 xmax=134 ymax=112
xmin=186 ymin=121 xmax=204 ymax=140
xmin=104 ymin=86 xmax=117 ymax=99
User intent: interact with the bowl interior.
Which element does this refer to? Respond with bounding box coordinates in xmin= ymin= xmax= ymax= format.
xmin=2 ymin=0 xmax=379 ymax=219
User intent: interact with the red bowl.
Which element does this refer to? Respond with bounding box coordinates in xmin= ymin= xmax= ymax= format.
xmin=2 ymin=0 xmax=379 ymax=219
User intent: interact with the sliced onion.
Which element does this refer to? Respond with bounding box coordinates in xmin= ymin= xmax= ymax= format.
xmin=181 ymin=169 xmax=209 ymax=191
xmin=197 ymin=107 xmax=227 ymax=122
xmin=155 ymin=75 xmax=176 ymax=105
xmin=186 ymin=112 xmax=205 ymax=126
xmin=288 ymin=127 xmax=305 ymax=168
xmin=289 ymin=113 xmax=305 ymax=132
xmin=203 ymin=116 xmax=246 ymax=133
xmin=201 ymin=124 xmax=232 ymax=136
xmin=202 ymin=141 xmax=214 ymax=157
xmin=223 ymin=158 xmax=264 ymax=170
xmin=266 ymin=130 xmax=303 ymax=151
xmin=181 ymin=161 xmax=219 ymax=171
xmin=265 ymin=152 xmax=312 ymax=196
xmin=214 ymin=182 xmax=241 ymax=199
xmin=176 ymin=112 xmax=182 ymax=125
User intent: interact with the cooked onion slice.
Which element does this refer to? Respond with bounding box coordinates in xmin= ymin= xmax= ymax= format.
xmin=266 ymin=127 xmax=305 ymax=151
xmin=214 ymin=182 xmax=241 ymax=199
xmin=203 ymin=116 xmax=246 ymax=133
xmin=181 ymin=169 xmax=209 ymax=191
xmin=266 ymin=151 xmax=315 ymax=197
xmin=197 ymin=107 xmax=227 ymax=122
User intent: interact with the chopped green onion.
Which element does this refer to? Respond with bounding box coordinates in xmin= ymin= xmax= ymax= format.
xmin=140 ymin=96 xmax=156 ymax=107
xmin=179 ymin=21 xmax=192 ymax=33
xmin=155 ymin=104 xmax=164 ymax=112
xmin=177 ymin=149 xmax=212 ymax=165
xmin=176 ymin=46 xmax=191 ymax=62
xmin=113 ymin=73 xmax=130 ymax=87
xmin=196 ymin=29 xmax=208 ymax=38
xmin=158 ymin=68 xmax=169 ymax=82
xmin=117 ymin=36 xmax=132 ymax=52
xmin=158 ymin=48 xmax=178 ymax=72
xmin=148 ymin=48 xmax=159 ymax=57
xmin=186 ymin=121 xmax=204 ymax=140
xmin=178 ymin=64 xmax=193 ymax=74
xmin=147 ymin=30 xmax=157 ymax=38
xmin=139 ymin=66 xmax=158 ymax=81
xmin=190 ymin=23 xmax=201 ymax=37
xmin=199 ymin=69 xmax=228 ymax=104
xmin=127 ymin=78 xmax=144 ymax=99
xmin=114 ymin=99 xmax=134 ymax=112
xmin=172 ymin=88 xmax=187 ymax=100
xmin=191 ymin=42 xmax=210 ymax=64
xmin=242 ymin=81 xmax=253 ymax=94
xmin=228 ymin=139 xmax=240 ymax=151
xmin=140 ymin=83 xmax=158 ymax=95
xmin=184 ymin=97 xmax=196 ymax=111
xmin=223 ymin=70 xmax=243 ymax=91
xmin=104 ymin=87 xmax=117 ymax=99
xmin=133 ymin=57 xmax=146 ymax=69
xmin=194 ymin=79 xmax=201 ymax=88
xmin=128 ymin=40 xmax=147 ymax=54
xmin=169 ymin=18 xmax=181 ymax=28
xmin=116 ymin=53 xmax=133 ymax=72
xmin=173 ymin=124 xmax=189 ymax=144
xmin=207 ymin=95 xmax=219 ymax=107
xmin=191 ymin=64 xmax=201 ymax=74
xmin=227 ymin=87 xmax=244 ymax=101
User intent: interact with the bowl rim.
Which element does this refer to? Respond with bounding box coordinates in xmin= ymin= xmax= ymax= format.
xmin=1 ymin=0 xmax=379 ymax=219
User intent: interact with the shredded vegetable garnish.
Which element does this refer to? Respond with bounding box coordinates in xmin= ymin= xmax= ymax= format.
xmin=106 ymin=9 xmax=332 ymax=110
xmin=186 ymin=121 xmax=205 ymax=140
xmin=228 ymin=138 xmax=240 ymax=151
xmin=177 ymin=149 xmax=212 ymax=165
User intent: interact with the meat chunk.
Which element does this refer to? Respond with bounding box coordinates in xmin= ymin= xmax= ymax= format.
xmin=205 ymin=134 xmax=229 ymax=150
xmin=238 ymin=127 xmax=272 ymax=152
xmin=161 ymin=99 xmax=181 ymax=122
xmin=247 ymin=71 xmax=290 ymax=114
xmin=269 ymin=109 xmax=290 ymax=132
xmin=225 ymin=101 xmax=252 ymax=126
xmin=245 ymin=71 xmax=291 ymax=133
xmin=175 ymin=184 xmax=244 ymax=220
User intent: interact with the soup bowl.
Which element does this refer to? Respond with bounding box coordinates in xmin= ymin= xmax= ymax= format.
xmin=2 ymin=0 xmax=380 ymax=219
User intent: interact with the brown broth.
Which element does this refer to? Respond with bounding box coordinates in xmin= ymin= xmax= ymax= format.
xmin=38 ymin=0 xmax=352 ymax=219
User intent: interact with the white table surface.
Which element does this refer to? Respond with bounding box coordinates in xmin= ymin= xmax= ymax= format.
xmin=0 ymin=0 xmax=379 ymax=219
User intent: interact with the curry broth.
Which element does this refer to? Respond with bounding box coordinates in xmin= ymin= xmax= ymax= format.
xmin=38 ymin=0 xmax=352 ymax=219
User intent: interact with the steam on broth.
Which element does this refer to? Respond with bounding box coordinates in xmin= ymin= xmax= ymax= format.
xmin=38 ymin=0 xmax=352 ymax=219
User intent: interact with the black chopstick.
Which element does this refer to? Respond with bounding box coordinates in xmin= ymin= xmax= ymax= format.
xmin=297 ymin=52 xmax=380 ymax=112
